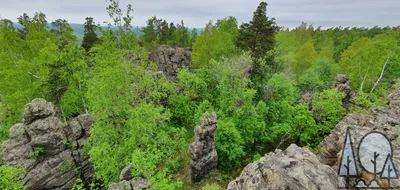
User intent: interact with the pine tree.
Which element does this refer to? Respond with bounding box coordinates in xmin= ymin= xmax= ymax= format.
xmin=81 ymin=17 xmax=99 ymax=52
xmin=236 ymin=2 xmax=278 ymax=101
xmin=237 ymin=2 xmax=278 ymax=72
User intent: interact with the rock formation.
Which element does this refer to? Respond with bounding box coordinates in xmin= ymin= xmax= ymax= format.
xmin=108 ymin=166 xmax=151 ymax=190
xmin=318 ymin=87 xmax=400 ymax=187
xmin=227 ymin=144 xmax=338 ymax=190
xmin=298 ymin=90 xmax=313 ymax=106
xmin=334 ymin=74 xmax=356 ymax=107
xmin=149 ymin=45 xmax=192 ymax=81
xmin=190 ymin=112 xmax=218 ymax=182
xmin=1 ymin=98 xmax=93 ymax=190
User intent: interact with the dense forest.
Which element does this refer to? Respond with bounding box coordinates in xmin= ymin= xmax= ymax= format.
xmin=1 ymin=0 xmax=399 ymax=189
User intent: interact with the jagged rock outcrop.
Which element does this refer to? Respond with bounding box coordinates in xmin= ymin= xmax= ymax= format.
xmin=1 ymin=98 xmax=93 ymax=190
xmin=318 ymin=87 xmax=400 ymax=187
xmin=108 ymin=166 xmax=151 ymax=190
xmin=190 ymin=112 xmax=218 ymax=182
xmin=227 ymin=144 xmax=338 ymax=190
xmin=149 ymin=45 xmax=192 ymax=81
xmin=334 ymin=74 xmax=356 ymax=106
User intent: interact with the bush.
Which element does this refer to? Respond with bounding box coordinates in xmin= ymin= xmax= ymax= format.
xmin=166 ymin=157 xmax=185 ymax=173
xmin=312 ymin=89 xmax=346 ymax=129
xmin=215 ymin=119 xmax=245 ymax=170
xmin=0 ymin=165 xmax=25 ymax=190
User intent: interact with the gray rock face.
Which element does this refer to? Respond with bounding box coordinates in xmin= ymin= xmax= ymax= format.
xmin=119 ymin=166 xmax=133 ymax=181
xmin=227 ymin=144 xmax=338 ymax=190
xmin=23 ymin=98 xmax=58 ymax=125
xmin=1 ymin=98 xmax=93 ymax=190
xmin=108 ymin=166 xmax=151 ymax=190
xmin=298 ymin=90 xmax=313 ymax=105
xmin=149 ymin=45 xmax=192 ymax=81
xmin=334 ymin=74 xmax=356 ymax=106
xmin=318 ymin=87 xmax=400 ymax=187
xmin=190 ymin=112 xmax=218 ymax=182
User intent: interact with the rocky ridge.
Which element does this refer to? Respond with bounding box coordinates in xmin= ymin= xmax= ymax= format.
xmin=1 ymin=98 xmax=93 ymax=190
xmin=227 ymin=144 xmax=338 ymax=190
xmin=190 ymin=112 xmax=218 ymax=182
xmin=149 ymin=45 xmax=192 ymax=81
xmin=318 ymin=87 xmax=400 ymax=187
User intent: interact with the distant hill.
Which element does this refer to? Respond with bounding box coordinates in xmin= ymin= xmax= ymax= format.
xmin=13 ymin=22 xmax=202 ymax=44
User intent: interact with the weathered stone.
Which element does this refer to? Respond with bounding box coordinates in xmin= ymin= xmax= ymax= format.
xmin=334 ymin=74 xmax=356 ymax=107
xmin=318 ymin=87 xmax=400 ymax=188
xmin=149 ymin=45 xmax=191 ymax=81
xmin=190 ymin=112 xmax=218 ymax=182
xmin=227 ymin=144 xmax=338 ymax=190
xmin=298 ymin=90 xmax=313 ymax=105
xmin=119 ymin=166 xmax=132 ymax=181
xmin=23 ymin=98 xmax=57 ymax=125
xmin=109 ymin=180 xmax=132 ymax=190
xmin=131 ymin=177 xmax=151 ymax=189
xmin=1 ymin=99 xmax=94 ymax=190
xmin=108 ymin=167 xmax=151 ymax=190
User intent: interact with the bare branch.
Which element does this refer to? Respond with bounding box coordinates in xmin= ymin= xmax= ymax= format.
xmin=370 ymin=57 xmax=390 ymax=93
xmin=79 ymin=81 xmax=89 ymax=114
xmin=359 ymin=64 xmax=371 ymax=93
xmin=27 ymin=71 xmax=40 ymax=79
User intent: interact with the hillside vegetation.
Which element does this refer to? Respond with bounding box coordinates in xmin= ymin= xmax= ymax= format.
xmin=0 ymin=1 xmax=399 ymax=189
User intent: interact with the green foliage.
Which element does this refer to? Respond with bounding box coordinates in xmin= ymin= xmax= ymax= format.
xmin=252 ymin=153 xmax=262 ymax=162
xmin=86 ymin=3 xmax=186 ymax=186
xmin=209 ymin=53 xmax=252 ymax=114
xmin=298 ymin=57 xmax=334 ymax=92
xmin=0 ymin=165 xmax=25 ymax=190
xmin=292 ymin=41 xmax=318 ymax=77
xmin=81 ymin=17 xmax=99 ymax=52
xmin=0 ymin=3 xmax=399 ymax=189
xmin=192 ymin=17 xmax=239 ymax=68
xmin=265 ymin=73 xmax=298 ymax=103
xmin=350 ymin=92 xmax=388 ymax=113
xmin=71 ymin=178 xmax=84 ymax=190
xmin=215 ymin=119 xmax=245 ymax=170
xmin=149 ymin=169 xmax=183 ymax=190
xmin=237 ymin=1 xmax=278 ymax=88
xmin=338 ymin=33 xmax=400 ymax=93
xmin=312 ymin=89 xmax=346 ymax=128
xmin=201 ymin=184 xmax=222 ymax=190
xmin=275 ymin=28 xmax=298 ymax=71
xmin=141 ymin=16 xmax=192 ymax=48
xmin=29 ymin=147 xmax=44 ymax=159
xmin=290 ymin=104 xmax=320 ymax=146
xmin=294 ymin=22 xmax=314 ymax=46
xmin=166 ymin=156 xmax=185 ymax=172
xmin=193 ymin=100 xmax=214 ymax=126
xmin=168 ymin=68 xmax=208 ymax=126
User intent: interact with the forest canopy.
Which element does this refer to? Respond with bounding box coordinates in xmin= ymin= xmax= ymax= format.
xmin=0 ymin=1 xmax=399 ymax=189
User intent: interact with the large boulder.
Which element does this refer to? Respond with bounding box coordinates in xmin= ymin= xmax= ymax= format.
xmin=149 ymin=45 xmax=191 ymax=81
xmin=318 ymin=87 xmax=400 ymax=188
xmin=190 ymin=112 xmax=218 ymax=182
xmin=227 ymin=144 xmax=338 ymax=190
xmin=1 ymin=99 xmax=93 ymax=190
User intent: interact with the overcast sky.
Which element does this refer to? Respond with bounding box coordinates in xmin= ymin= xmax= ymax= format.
xmin=0 ymin=0 xmax=399 ymax=29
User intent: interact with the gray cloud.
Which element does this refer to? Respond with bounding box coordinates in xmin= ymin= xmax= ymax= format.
xmin=0 ymin=0 xmax=398 ymax=28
